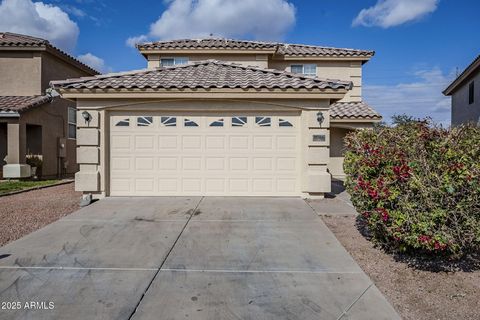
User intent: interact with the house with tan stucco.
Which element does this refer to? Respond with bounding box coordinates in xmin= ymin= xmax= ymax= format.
xmin=0 ymin=32 xmax=98 ymax=179
xmin=51 ymin=39 xmax=381 ymax=198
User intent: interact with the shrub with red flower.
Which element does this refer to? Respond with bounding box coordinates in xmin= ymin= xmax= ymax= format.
xmin=343 ymin=120 xmax=480 ymax=258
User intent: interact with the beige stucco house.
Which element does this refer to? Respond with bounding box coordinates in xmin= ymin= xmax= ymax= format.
xmin=0 ymin=32 xmax=98 ymax=179
xmin=443 ymin=54 xmax=480 ymax=125
xmin=52 ymin=39 xmax=381 ymax=198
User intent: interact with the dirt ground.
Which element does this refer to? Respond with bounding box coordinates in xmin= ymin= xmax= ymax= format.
xmin=0 ymin=182 xmax=81 ymax=247
xmin=323 ymin=215 xmax=480 ymax=320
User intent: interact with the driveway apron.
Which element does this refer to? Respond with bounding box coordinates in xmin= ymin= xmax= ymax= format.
xmin=0 ymin=197 xmax=400 ymax=320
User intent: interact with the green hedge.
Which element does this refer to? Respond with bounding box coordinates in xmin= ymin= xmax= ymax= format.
xmin=343 ymin=121 xmax=480 ymax=257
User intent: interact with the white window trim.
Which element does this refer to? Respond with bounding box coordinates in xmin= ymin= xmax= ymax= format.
xmin=67 ymin=107 xmax=77 ymax=140
xmin=291 ymin=64 xmax=317 ymax=76
xmin=160 ymin=57 xmax=189 ymax=67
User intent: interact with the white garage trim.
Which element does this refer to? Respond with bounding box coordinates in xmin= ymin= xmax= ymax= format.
xmin=109 ymin=111 xmax=302 ymax=196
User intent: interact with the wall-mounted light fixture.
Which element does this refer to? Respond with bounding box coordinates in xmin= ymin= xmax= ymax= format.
xmin=316 ymin=111 xmax=324 ymax=126
xmin=82 ymin=111 xmax=92 ymax=124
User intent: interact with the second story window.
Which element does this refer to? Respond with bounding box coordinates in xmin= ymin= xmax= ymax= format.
xmin=160 ymin=57 xmax=189 ymax=67
xmin=469 ymin=81 xmax=475 ymax=104
xmin=291 ymin=64 xmax=316 ymax=76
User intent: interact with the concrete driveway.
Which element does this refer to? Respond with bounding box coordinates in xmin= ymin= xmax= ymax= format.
xmin=0 ymin=197 xmax=399 ymax=319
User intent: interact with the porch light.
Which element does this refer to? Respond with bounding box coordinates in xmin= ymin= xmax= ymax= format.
xmin=316 ymin=111 xmax=324 ymax=126
xmin=82 ymin=111 xmax=92 ymax=124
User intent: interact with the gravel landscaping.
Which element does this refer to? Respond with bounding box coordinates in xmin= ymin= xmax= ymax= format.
xmin=0 ymin=182 xmax=81 ymax=246
xmin=323 ymin=214 xmax=480 ymax=320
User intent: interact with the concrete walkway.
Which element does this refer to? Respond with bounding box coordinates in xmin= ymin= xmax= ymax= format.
xmin=0 ymin=197 xmax=400 ymax=319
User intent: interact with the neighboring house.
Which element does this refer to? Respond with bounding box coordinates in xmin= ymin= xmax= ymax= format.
xmin=0 ymin=32 xmax=98 ymax=179
xmin=52 ymin=39 xmax=381 ymax=198
xmin=443 ymin=54 xmax=480 ymax=125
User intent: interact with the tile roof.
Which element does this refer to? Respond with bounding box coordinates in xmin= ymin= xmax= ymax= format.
xmin=0 ymin=32 xmax=98 ymax=75
xmin=330 ymin=101 xmax=382 ymax=120
xmin=136 ymin=39 xmax=374 ymax=58
xmin=0 ymin=32 xmax=48 ymax=47
xmin=51 ymin=60 xmax=352 ymax=91
xmin=0 ymin=95 xmax=52 ymax=113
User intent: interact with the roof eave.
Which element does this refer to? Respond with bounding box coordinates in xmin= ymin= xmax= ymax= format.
xmin=443 ymin=55 xmax=480 ymax=96
xmin=56 ymin=88 xmax=348 ymax=100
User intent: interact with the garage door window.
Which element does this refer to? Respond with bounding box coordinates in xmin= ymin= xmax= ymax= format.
xmin=209 ymin=118 xmax=224 ymax=127
xmin=137 ymin=116 xmax=153 ymax=127
xmin=232 ymin=116 xmax=247 ymax=127
xmin=255 ymin=116 xmax=271 ymax=127
xmin=184 ymin=118 xmax=199 ymax=127
xmin=115 ymin=118 xmax=130 ymax=127
xmin=279 ymin=118 xmax=293 ymax=127
xmin=160 ymin=117 xmax=176 ymax=127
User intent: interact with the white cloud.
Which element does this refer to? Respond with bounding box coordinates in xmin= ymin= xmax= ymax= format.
xmin=126 ymin=34 xmax=149 ymax=48
xmin=128 ymin=0 xmax=295 ymax=45
xmin=364 ymin=67 xmax=455 ymax=125
xmin=77 ymin=53 xmax=111 ymax=73
xmin=0 ymin=0 xmax=79 ymax=52
xmin=353 ymin=0 xmax=439 ymax=28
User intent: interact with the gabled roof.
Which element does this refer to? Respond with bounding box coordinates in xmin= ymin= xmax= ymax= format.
xmin=0 ymin=32 xmax=99 ymax=75
xmin=443 ymin=54 xmax=480 ymax=96
xmin=330 ymin=101 xmax=382 ymax=120
xmin=51 ymin=60 xmax=352 ymax=91
xmin=136 ymin=38 xmax=374 ymax=59
xmin=0 ymin=95 xmax=52 ymax=113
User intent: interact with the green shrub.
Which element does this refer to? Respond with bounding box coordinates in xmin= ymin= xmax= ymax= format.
xmin=344 ymin=121 xmax=480 ymax=258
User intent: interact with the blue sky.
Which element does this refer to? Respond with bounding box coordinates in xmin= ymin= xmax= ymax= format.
xmin=1 ymin=0 xmax=479 ymax=124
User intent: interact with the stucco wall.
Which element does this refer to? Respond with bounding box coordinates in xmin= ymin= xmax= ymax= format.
xmin=0 ymin=51 xmax=42 ymax=96
xmin=41 ymin=52 xmax=93 ymax=93
xmin=19 ymin=99 xmax=78 ymax=177
xmin=144 ymin=54 xmax=363 ymax=102
xmin=328 ymin=127 xmax=352 ymax=179
xmin=451 ymin=71 xmax=480 ymax=125
xmin=147 ymin=53 xmax=268 ymax=69
xmin=268 ymin=60 xmax=362 ymax=102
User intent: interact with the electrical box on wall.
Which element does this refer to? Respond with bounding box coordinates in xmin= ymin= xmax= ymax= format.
xmin=58 ymin=138 xmax=67 ymax=158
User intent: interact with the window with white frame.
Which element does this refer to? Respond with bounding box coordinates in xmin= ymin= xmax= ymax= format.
xmin=68 ymin=107 xmax=77 ymax=139
xmin=290 ymin=64 xmax=316 ymax=76
xmin=160 ymin=57 xmax=189 ymax=67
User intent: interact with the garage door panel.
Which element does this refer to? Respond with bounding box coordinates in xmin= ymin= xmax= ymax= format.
xmin=277 ymin=158 xmax=297 ymax=171
xmin=111 ymin=157 xmax=131 ymax=171
xmin=206 ymin=157 xmax=225 ymax=170
xmin=158 ymin=157 xmax=178 ymax=170
xmin=135 ymin=157 xmax=155 ymax=171
xmin=277 ymin=136 xmax=297 ymax=150
xmin=277 ymin=179 xmax=297 ymax=193
xmin=159 ymin=136 xmax=178 ymax=150
xmin=159 ymin=178 xmax=178 ymax=192
xmin=182 ymin=136 xmax=202 ymax=149
xmin=135 ymin=178 xmax=155 ymax=193
xmin=206 ymin=136 xmax=226 ymax=150
xmin=134 ymin=135 xmax=155 ymax=150
xmin=229 ymin=157 xmax=249 ymax=170
xmin=229 ymin=136 xmax=249 ymax=150
xmin=111 ymin=135 xmax=131 ymax=150
xmin=110 ymin=113 xmax=300 ymax=196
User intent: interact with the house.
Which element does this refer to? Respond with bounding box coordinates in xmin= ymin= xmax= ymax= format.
xmin=51 ymin=39 xmax=381 ymax=198
xmin=443 ymin=54 xmax=480 ymax=125
xmin=0 ymin=32 xmax=98 ymax=179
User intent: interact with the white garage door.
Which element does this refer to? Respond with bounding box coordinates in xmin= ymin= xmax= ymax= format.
xmin=109 ymin=112 xmax=301 ymax=196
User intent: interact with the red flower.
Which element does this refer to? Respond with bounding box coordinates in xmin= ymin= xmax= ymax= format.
xmin=375 ymin=208 xmax=389 ymax=221
xmin=418 ymin=235 xmax=431 ymax=243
